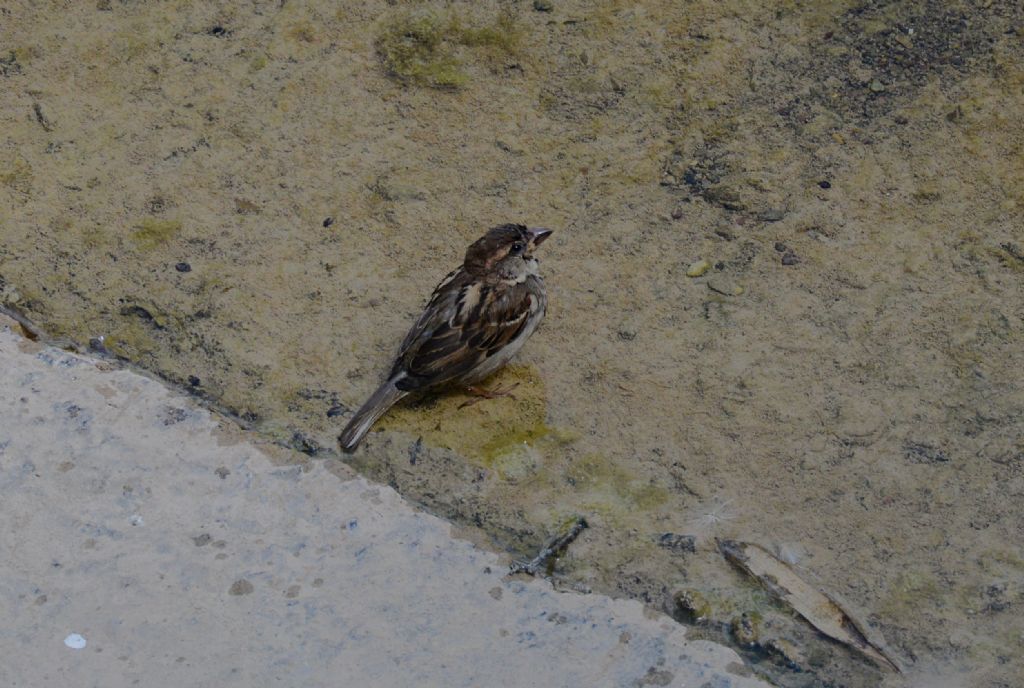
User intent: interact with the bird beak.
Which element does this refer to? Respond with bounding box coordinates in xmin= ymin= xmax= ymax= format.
xmin=529 ymin=228 xmax=553 ymax=246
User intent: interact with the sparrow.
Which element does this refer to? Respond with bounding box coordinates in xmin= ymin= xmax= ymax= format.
xmin=338 ymin=223 xmax=553 ymax=453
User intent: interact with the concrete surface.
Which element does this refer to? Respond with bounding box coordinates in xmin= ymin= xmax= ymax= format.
xmin=0 ymin=322 xmax=767 ymax=688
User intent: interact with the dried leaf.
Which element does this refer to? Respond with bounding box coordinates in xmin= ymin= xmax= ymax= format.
xmin=718 ymin=539 xmax=901 ymax=673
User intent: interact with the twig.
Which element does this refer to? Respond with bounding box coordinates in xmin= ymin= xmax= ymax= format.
xmin=510 ymin=517 xmax=588 ymax=577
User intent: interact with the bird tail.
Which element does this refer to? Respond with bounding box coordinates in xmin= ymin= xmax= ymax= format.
xmin=338 ymin=380 xmax=407 ymax=453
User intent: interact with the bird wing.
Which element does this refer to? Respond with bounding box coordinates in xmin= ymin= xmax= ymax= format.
xmin=391 ymin=272 xmax=536 ymax=391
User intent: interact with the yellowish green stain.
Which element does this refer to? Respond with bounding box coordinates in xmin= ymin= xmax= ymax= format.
xmin=374 ymin=364 xmax=575 ymax=466
xmin=131 ymin=218 xmax=182 ymax=249
xmin=374 ymin=8 xmax=521 ymax=89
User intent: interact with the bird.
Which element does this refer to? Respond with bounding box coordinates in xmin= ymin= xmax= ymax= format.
xmin=338 ymin=223 xmax=553 ymax=453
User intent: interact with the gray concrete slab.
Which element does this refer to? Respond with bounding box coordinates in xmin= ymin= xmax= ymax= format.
xmin=0 ymin=324 xmax=768 ymax=688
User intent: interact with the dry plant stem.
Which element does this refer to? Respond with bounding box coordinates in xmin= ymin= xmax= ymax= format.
xmin=510 ymin=516 xmax=589 ymax=577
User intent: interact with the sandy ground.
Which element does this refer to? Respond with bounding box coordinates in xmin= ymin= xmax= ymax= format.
xmin=0 ymin=322 xmax=768 ymax=688
xmin=1 ymin=1 xmax=1022 ymax=686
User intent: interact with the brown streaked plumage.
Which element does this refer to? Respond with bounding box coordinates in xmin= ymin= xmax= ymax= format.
xmin=338 ymin=224 xmax=552 ymax=452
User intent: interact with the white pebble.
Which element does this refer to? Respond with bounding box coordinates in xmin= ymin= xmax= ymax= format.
xmin=129 ymin=514 xmax=144 ymax=526
xmin=64 ymin=633 xmax=87 ymax=649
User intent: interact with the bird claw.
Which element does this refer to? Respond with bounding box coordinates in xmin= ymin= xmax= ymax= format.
xmin=458 ymin=383 xmax=520 ymax=408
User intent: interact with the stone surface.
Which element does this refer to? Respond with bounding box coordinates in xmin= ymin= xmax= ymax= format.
xmin=0 ymin=324 xmax=766 ymax=688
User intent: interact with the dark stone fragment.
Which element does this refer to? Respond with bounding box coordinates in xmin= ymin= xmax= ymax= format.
xmin=657 ymin=533 xmax=696 ymax=553
xmin=905 ymin=441 xmax=949 ymax=464
xmin=175 ymin=262 xmax=192 ymax=272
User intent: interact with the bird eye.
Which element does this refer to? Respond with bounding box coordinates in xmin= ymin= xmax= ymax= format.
xmin=511 ymin=241 xmax=525 ymax=254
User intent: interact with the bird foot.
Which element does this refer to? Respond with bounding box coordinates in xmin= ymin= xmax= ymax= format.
xmin=458 ymin=383 xmax=520 ymax=408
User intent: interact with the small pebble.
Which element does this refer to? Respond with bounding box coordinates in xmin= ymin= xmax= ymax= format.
xmin=129 ymin=514 xmax=144 ymax=527
xmin=175 ymin=262 xmax=191 ymax=273
xmin=869 ymin=79 xmax=886 ymax=92
xmin=671 ymin=207 xmax=684 ymax=220
xmin=64 ymin=633 xmax=87 ymax=649
xmin=686 ymin=259 xmax=711 ymax=277
xmin=533 ymin=0 xmax=553 ymax=11
xmin=322 ymin=217 xmax=334 ymax=228
xmin=782 ymin=252 xmax=800 ymax=266
xmin=674 ymin=589 xmax=711 ymax=623
xmin=818 ymin=180 xmax=831 ymax=189
xmin=187 ymin=375 xmax=201 ymax=387
xmin=774 ymin=242 xmax=787 ymax=253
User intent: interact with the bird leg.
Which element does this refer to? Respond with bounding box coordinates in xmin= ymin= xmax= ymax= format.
xmin=458 ymin=382 xmax=520 ymax=408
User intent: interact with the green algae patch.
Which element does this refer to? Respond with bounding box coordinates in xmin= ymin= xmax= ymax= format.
xmin=374 ymin=364 xmax=576 ymax=465
xmin=567 ymin=452 xmax=669 ymax=509
xmin=375 ymin=8 xmax=521 ymax=89
xmin=131 ymin=218 xmax=182 ymax=249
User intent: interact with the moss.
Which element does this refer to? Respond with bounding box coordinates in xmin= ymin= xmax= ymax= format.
xmin=0 ymin=156 xmax=33 ymax=194
xmin=880 ymin=570 xmax=941 ymax=617
xmin=248 ymin=52 xmax=268 ymax=72
xmin=286 ymin=21 xmax=317 ymax=44
xmin=131 ymin=218 xmax=182 ymax=249
xmin=375 ymin=9 xmax=521 ymax=89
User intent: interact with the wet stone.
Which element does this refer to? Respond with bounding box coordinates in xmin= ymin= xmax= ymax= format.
xmin=673 ymin=589 xmax=711 ymax=624
xmin=765 ymin=638 xmax=806 ymax=671
xmin=731 ymin=612 xmax=761 ymax=646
